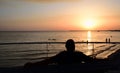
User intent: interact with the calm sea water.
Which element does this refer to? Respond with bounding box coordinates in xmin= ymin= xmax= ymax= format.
xmin=0 ymin=31 xmax=120 ymax=67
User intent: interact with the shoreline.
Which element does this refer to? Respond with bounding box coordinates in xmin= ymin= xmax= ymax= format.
xmin=0 ymin=48 xmax=120 ymax=73
xmin=0 ymin=42 xmax=120 ymax=73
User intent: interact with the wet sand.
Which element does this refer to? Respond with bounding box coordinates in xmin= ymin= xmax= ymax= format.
xmin=1 ymin=47 xmax=120 ymax=73
xmin=106 ymin=49 xmax=120 ymax=73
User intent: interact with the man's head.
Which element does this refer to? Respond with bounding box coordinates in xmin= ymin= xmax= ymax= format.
xmin=65 ymin=39 xmax=75 ymax=52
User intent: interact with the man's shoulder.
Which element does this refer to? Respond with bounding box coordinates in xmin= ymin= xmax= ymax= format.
xmin=58 ymin=51 xmax=84 ymax=55
xmin=57 ymin=51 xmax=67 ymax=55
xmin=74 ymin=51 xmax=84 ymax=54
xmin=54 ymin=51 xmax=66 ymax=56
xmin=74 ymin=51 xmax=87 ymax=56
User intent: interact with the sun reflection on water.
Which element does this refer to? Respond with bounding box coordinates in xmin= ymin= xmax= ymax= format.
xmin=86 ymin=31 xmax=94 ymax=56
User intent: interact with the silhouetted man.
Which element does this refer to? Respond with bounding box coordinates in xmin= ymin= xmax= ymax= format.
xmin=24 ymin=39 xmax=94 ymax=67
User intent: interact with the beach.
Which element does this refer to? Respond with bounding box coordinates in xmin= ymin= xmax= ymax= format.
xmin=106 ymin=49 xmax=120 ymax=73
xmin=0 ymin=31 xmax=120 ymax=73
xmin=0 ymin=43 xmax=120 ymax=73
xmin=0 ymin=0 xmax=120 ymax=72
xmin=1 ymin=48 xmax=120 ymax=73
xmin=0 ymin=31 xmax=120 ymax=67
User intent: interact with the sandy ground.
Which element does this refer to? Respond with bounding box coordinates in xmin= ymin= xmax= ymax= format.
xmin=1 ymin=44 xmax=120 ymax=73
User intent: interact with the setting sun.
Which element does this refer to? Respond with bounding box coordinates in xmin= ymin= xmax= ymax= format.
xmin=82 ymin=19 xmax=96 ymax=30
xmin=85 ymin=20 xmax=94 ymax=27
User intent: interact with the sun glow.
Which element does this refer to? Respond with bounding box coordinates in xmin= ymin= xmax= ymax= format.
xmin=82 ymin=19 xmax=96 ymax=29
xmin=85 ymin=20 xmax=94 ymax=27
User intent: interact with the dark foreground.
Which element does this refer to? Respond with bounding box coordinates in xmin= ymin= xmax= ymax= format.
xmin=1 ymin=50 xmax=120 ymax=73
xmin=0 ymin=63 xmax=115 ymax=73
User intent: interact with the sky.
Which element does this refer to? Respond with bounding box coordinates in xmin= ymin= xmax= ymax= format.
xmin=0 ymin=0 xmax=120 ymax=31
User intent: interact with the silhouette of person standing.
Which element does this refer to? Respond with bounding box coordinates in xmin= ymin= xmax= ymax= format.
xmin=108 ymin=38 xmax=110 ymax=43
xmin=106 ymin=38 xmax=108 ymax=43
xmin=24 ymin=39 xmax=94 ymax=67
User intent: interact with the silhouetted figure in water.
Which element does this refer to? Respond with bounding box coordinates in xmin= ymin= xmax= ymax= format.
xmin=108 ymin=38 xmax=110 ymax=43
xmin=106 ymin=38 xmax=111 ymax=43
xmin=24 ymin=39 xmax=95 ymax=67
xmin=106 ymin=38 xmax=108 ymax=43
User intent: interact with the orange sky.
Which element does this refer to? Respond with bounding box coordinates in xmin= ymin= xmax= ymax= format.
xmin=0 ymin=0 xmax=120 ymax=31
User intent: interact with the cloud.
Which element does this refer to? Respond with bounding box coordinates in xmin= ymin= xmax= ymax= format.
xmin=23 ymin=0 xmax=80 ymax=3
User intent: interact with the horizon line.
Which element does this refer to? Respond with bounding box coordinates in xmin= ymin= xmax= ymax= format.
xmin=0 ymin=30 xmax=120 ymax=32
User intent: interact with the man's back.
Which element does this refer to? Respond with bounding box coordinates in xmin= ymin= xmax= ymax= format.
xmin=24 ymin=39 xmax=94 ymax=67
xmin=51 ymin=51 xmax=93 ymax=64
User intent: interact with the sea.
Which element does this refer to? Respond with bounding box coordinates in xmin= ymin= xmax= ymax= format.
xmin=0 ymin=31 xmax=120 ymax=67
